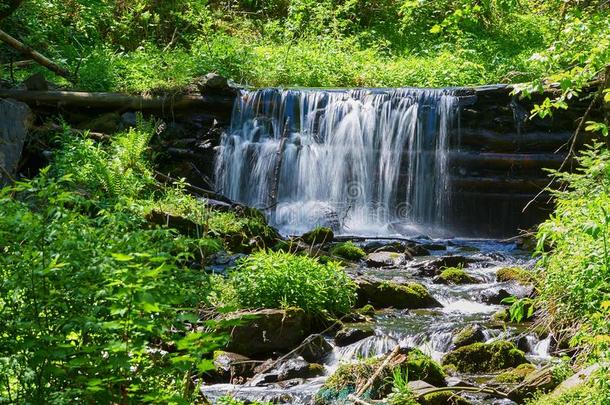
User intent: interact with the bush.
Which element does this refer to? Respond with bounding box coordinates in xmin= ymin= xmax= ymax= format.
xmin=231 ymin=251 xmax=356 ymax=316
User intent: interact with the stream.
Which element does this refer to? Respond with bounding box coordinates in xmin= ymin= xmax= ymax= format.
xmin=201 ymin=237 xmax=551 ymax=404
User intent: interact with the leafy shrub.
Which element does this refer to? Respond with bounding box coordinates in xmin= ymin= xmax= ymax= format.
xmin=230 ymin=251 xmax=356 ymax=316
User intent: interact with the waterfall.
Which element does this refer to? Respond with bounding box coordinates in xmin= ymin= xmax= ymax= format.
xmin=214 ymin=88 xmax=459 ymax=235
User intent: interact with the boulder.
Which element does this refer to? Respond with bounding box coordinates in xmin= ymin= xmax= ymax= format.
xmin=211 ymin=351 xmax=258 ymax=383
xmin=480 ymin=283 xmax=535 ymax=305
xmin=508 ymin=364 xmax=571 ymax=402
xmin=434 ymin=268 xmax=481 ymax=285
xmin=195 ymin=72 xmax=236 ymax=95
xmin=300 ymin=227 xmax=334 ymax=245
xmin=365 ymin=251 xmax=407 ymax=267
xmin=0 ymin=99 xmax=33 ymax=184
xmin=494 ymin=363 xmax=537 ymax=384
xmin=496 ymin=267 xmax=534 ymax=285
xmin=276 ymin=357 xmax=324 ymax=381
xmin=224 ymin=308 xmax=310 ymax=356
xmin=451 ymin=324 xmax=485 ymax=349
xmin=330 ymin=241 xmax=365 ymax=261
xmin=334 ymin=325 xmax=375 ymax=346
xmin=412 ymin=255 xmax=481 ymax=276
xmin=356 ymin=278 xmax=442 ymax=309
xmin=441 ymin=341 xmax=529 ymax=373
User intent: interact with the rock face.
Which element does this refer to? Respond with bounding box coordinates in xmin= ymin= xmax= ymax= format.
xmin=355 ymin=278 xmax=442 ymax=309
xmin=0 ymin=99 xmax=33 ymax=184
xmin=442 ymin=341 xmax=529 ymax=373
xmin=365 ymin=251 xmax=407 ymax=267
xmin=224 ymin=308 xmax=310 ymax=356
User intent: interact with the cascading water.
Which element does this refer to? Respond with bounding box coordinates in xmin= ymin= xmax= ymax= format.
xmin=214 ymin=88 xmax=459 ymax=235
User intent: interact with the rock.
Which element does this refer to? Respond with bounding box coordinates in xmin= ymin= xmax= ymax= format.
xmin=480 ymin=283 xmax=535 ymax=305
xmin=276 ymin=357 xmax=324 ymax=381
xmin=195 ymin=72 xmax=235 ymax=94
xmin=211 ymin=351 xmax=258 ymax=383
xmin=206 ymin=251 xmax=247 ymax=274
xmin=419 ymin=391 xmax=471 ymax=405
xmin=365 ymin=251 xmax=407 ymax=267
xmin=300 ymin=227 xmax=334 ymax=245
xmin=491 ymin=308 xmax=510 ymax=322
xmin=545 ymin=363 xmax=601 ymax=399
xmin=508 ymin=364 xmax=567 ymax=402
xmin=330 ymin=241 xmax=365 ymax=261
xmin=295 ymin=334 xmax=333 ymax=363
xmin=334 ymin=325 xmax=375 ymax=346
xmin=0 ymin=99 xmax=33 ymax=184
xmin=496 ymin=267 xmax=534 ymax=285
xmin=145 ymin=208 xmax=200 ymax=234
xmin=441 ymin=341 xmax=529 ymax=373
xmin=495 ymin=363 xmax=537 ymax=384
xmin=24 ymin=73 xmax=48 ymax=91
xmin=316 ymin=348 xmax=446 ymax=403
xmin=434 ymin=268 xmax=481 ymax=284
xmin=422 ymin=243 xmax=446 ymax=251
xmin=77 ymin=112 xmax=122 ymax=134
xmin=224 ymin=308 xmax=311 ymax=356
xmin=356 ymin=277 xmax=442 ymax=309
xmin=121 ymin=111 xmax=138 ymax=127
xmin=451 ymin=324 xmax=485 ymax=349
xmin=412 ymin=255 xmax=481 ymax=276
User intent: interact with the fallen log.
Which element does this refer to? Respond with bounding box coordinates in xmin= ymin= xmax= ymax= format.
xmin=0 ymin=29 xmax=71 ymax=79
xmin=0 ymin=89 xmax=235 ymax=112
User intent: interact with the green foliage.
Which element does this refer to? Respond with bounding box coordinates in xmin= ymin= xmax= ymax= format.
xmin=535 ymin=143 xmax=610 ymax=360
xmin=230 ymin=250 xmax=356 ymax=317
xmin=330 ymin=241 xmax=366 ymax=261
xmin=527 ymin=369 xmax=610 ymax=405
xmin=387 ymin=367 xmax=417 ymax=405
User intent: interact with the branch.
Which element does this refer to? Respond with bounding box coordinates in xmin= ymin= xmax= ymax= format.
xmin=413 ymin=385 xmax=510 ymax=399
xmin=0 ymin=28 xmax=71 ymax=79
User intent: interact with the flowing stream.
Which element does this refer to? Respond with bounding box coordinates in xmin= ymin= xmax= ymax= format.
xmin=206 ymin=88 xmax=551 ymax=403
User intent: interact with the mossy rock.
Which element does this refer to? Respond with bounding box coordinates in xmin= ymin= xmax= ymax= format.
xmin=451 ymin=324 xmax=485 ymax=348
xmin=356 ymin=278 xmax=442 ymax=309
xmin=301 ymin=227 xmax=334 ymax=244
xmin=495 ymin=363 xmax=537 ymax=384
xmin=496 ymin=267 xmax=534 ymax=285
xmin=330 ymin=241 xmax=366 ymax=261
xmin=435 ymin=267 xmax=480 ymax=285
xmin=316 ymin=348 xmax=446 ymax=403
xmin=491 ymin=308 xmax=510 ymax=322
xmin=441 ymin=341 xmax=529 ymax=373
xmin=420 ymin=391 xmax=472 ymax=405
xmin=357 ymin=304 xmax=376 ymax=316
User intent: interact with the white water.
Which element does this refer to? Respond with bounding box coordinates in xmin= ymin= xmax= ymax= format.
xmin=215 ymin=88 xmax=459 ymax=235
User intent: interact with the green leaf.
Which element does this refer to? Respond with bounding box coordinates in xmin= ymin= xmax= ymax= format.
xmin=112 ymin=253 xmax=134 ymax=261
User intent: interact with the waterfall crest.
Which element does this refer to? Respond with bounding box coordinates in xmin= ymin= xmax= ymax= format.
xmin=214 ymin=88 xmax=459 ymax=236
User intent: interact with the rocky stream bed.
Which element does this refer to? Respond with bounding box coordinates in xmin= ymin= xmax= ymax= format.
xmin=198 ymin=235 xmax=563 ymax=404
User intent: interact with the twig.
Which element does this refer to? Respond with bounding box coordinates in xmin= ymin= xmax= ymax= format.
xmin=413 ymin=385 xmax=510 ymax=399
xmin=354 ymin=345 xmax=401 ymax=397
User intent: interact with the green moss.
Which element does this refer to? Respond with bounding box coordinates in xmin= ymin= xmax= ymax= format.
xmin=495 ymin=363 xmax=537 ymax=384
xmin=301 ymin=227 xmax=334 ymax=245
xmin=437 ymin=267 xmax=479 ymax=284
xmin=357 ymin=304 xmax=376 ymax=316
xmin=330 ymin=241 xmax=366 ymax=261
xmin=441 ymin=341 xmax=529 ymax=373
xmin=362 ymin=280 xmax=439 ymax=309
xmin=492 ymin=309 xmax=510 ymax=322
xmin=309 ymin=363 xmax=325 ymax=374
xmin=496 ymin=267 xmax=534 ymax=284
xmin=452 ymin=324 xmax=484 ymax=348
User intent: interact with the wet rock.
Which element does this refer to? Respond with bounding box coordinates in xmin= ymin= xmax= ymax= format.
xmin=451 ymin=324 xmax=485 ymax=349
xmin=419 ymin=391 xmax=471 ymax=405
xmin=496 ymin=267 xmax=534 ymax=285
xmin=491 ymin=308 xmax=510 ymax=322
xmin=406 ymin=243 xmax=430 ymax=256
xmin=508 ymin=364 xmax=567 ymax=402
xmin=224 ymin=308 xmax=310 ymax=356
xmin=422 ymin=243 xmax=446 ymax=251
xmin=434 ymin=268 xmax=481 ymax=284
xmin=211 ymin=351 xmax=258 ymax=382
xmin=300 ymin=227 xmax=334 ymax=245
xmin=206 ymin=251 xmax=247 ymax=274
xmin=0 ymin=99 xmax=33 ymax=184
xmin=295 ymin=334 xmax=333 ymax=363
xmin=330 ymin=241 xmax=365 ymax=261
xmin=365 ymin=251 xmax=407 ymax=267
xmin=412 ymin=255 xmax=481 ymax=276
xmin=442 ymin=340 xmax=529 ymax=373
xmin=355 ymin=277 xmax=442 ymax=309
xmin=334 ymin=325 xmax=375 ymax=346
xmin=195 ymin=72 xmax=236 ymax=95
xmin=316 ymin=348 xmax=446 ymax=403
xmin=480 ymin=282 xmax=534 ymax=305
xmin=276 ymin=357 xmax=324 ymax=381
xmin=494 ymin=363 xmax=537 ymax=385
